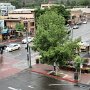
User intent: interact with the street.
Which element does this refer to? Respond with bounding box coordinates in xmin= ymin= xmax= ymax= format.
xmin=73 ymin=21 xmax=90 ymax=42
xmin=2 ymin=21 xmax=90 ymax=70
xmin=4 ymin=42 xmax=39 ymax=68
xmin=0 ymin=22 xmax=90 ymax=90
xmin=0 ymin=70 xmax=86 ymax=90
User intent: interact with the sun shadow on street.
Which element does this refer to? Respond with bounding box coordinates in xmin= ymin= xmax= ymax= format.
xmin=0 ymin=55 xmax=3 ymax=69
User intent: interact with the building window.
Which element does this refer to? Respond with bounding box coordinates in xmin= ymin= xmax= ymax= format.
xmin=30 ymin=22 xmax=34 ymax=26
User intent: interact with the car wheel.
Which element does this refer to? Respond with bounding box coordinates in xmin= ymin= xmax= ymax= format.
xmin=18 ymin=47 xmax=20 ymax=49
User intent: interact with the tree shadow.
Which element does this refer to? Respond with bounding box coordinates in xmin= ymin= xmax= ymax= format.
xmin=0 ymin=55 xmax=3 ymax=69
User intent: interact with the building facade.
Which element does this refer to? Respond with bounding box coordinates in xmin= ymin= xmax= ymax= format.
xmin=0 ymin=9 xmax=35 ymax=41
xmin=70 ymin=8 xmax=90 ymax=24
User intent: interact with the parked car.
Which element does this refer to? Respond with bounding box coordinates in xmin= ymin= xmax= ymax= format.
xmin=5 ymin=43 xmax=21 ymax=52
xmin=82 ymin=21 xmax=87 ymax=24
xmin=22 ymin=37 xmax=34 ymax=44
xmin=73 ymin=25 xmax=79 ymax=29
xmin=78 ymin=42 xmax=89 ymax=52
xmin=77 ymin=21 xmax=82 ymax=25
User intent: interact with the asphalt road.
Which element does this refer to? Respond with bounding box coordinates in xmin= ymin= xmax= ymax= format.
xmin=0 ymin=70 xmax=87 ymax=90
xmin=4 ymin=43 xmax=38 ymax=60
xmin=3 ymin=42 xmax=39 ymax=69
xmin=73 ymin=21 xmax=90 ymax=42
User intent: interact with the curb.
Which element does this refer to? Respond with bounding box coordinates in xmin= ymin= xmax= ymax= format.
xmin=31 ymin=70 xmax=76 ymax=83
xmin=0 ymin=38 xmax=22 ymax=44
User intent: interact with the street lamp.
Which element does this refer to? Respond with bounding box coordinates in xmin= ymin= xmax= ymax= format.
xmin=28 ymin=45 xmax=32 ymax=68
xmin=24 ymin=24 xmax=32 ymax=68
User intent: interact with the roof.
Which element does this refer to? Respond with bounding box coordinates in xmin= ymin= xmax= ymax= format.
xmin=9 ymin=8 xmax=36 ymax=14
xmin=70 ymin=8 xmax=90 ymax=13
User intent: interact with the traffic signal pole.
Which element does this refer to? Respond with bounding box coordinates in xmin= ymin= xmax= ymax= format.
xmin=26 ymin=29 xmax=32 ymax=68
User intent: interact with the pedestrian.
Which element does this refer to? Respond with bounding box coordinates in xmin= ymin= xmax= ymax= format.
xmin=0 ymin=48 xmax=3 ymax=55
xmin=53 ymin=62 xmax=56 ymax=71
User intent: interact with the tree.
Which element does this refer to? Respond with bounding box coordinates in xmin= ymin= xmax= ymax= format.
xmin=35 ymin=5 xmax=70 ymax=25
xmin=15 ymin=23 xmax=24 ymax=37
xmin=66 ymin=0 xmax=71 ymax=6
xmin=35 ymin=8 xmax=48 ymax=22
xmin=70 ymin=0 xmax=77 ymax=7
xmin=33 ymin=10 xmax=79 ymax=67
xmin=50 ymin=5 xmax=70 ymax=24
xmin=10 ymin=0 xmax=22 ymax=8
xmin=74 ymin=55 xmax=83 ymax=72
xmin=15 ymin=23 xmax=24 ymax=32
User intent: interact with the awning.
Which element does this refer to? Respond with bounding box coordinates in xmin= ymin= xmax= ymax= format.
xmin=1 ymin=29 xmax=8 ymax=34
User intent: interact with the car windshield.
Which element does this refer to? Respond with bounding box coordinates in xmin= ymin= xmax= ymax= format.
xmin=8 ymin=44 xmax=16 ymax=47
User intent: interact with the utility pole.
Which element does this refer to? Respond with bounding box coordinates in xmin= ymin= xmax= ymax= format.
xmin=25 ymin=21 xmax=32 ymax=68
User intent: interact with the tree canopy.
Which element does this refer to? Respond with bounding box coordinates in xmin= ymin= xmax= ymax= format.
xmin=15 ymin=23 xmax=24 ymax=32
xmin=35 ymin=5 xmax=70 ymax=25
xmin=33 ymin=10 xmax=79 ymax=66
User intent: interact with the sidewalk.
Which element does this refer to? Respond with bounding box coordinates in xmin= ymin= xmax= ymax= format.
xmin=31 ymin=64 xmax=90 ymax=85
xmin=0 ymin=38 xmax=22 ymax=44
xmin=0 ymin=55 xmax=90 ymax=85
xmin=0 ymin=55 xmax=22 ymax=79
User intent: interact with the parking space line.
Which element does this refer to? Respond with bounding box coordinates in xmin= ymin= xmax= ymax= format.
xmin=49 ymin=83 xmax=74 ymax=86
xmin=8 ymin=87 xmax=22 ymax=90
xmin=28 ymin=85 xmax=34 ymax=88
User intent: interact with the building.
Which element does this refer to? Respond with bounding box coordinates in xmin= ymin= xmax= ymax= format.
xmin=0 ymin=3 xmax=15 ymax=16
xmin=0 ymin=8 xmax=35 ymax=41
xmin=4 ymin=9 xmax=35 ymax=37
xmin=70 ymin=9 xmax=83 ymax=25
xmin=70 ymin=8 xmax=90 ymax=24
xmin=41 ymin=3 xmax=60 ymax=9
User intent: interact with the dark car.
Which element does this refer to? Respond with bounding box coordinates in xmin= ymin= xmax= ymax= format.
xmin=0 ymin=44 xmax=7 ymax=50
xmin=0 ymin=44 xmax=7 ymax=54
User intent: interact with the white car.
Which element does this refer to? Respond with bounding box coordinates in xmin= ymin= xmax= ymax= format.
xmin=73 ymin=25 xmax=79 ymax=29
xmin=82 ymin=21 xmax=87 ymax=24
xmin=22 ymin=37 xmax=34 ymax=44
xmin=5 ymin=43 xmax=21 ymax=52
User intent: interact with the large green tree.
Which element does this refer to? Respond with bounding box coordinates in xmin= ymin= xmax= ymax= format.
xmin=15 ymin=23 xmax=24 ymax=37
xmin=15 ymin=23 xmax=24 ymax=32
xmin=50 ymin=5 xmax=70 ymax=24
xmin=34 ymin=10 xmax=79 ymax=66
xmin=35 ymin=5 xmax=70 ymax=25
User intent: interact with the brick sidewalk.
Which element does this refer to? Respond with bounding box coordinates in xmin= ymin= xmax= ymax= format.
xmin=31 ymin=64 xmax=90 ymax=85
xmin=0 ymin=38 xmax=22 ymax=44
xmin=0 ymin=55 xmax=24 ymax=79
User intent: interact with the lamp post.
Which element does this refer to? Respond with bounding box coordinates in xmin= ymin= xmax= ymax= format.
xmin=25 ymin=25 xmax=32 ymax=68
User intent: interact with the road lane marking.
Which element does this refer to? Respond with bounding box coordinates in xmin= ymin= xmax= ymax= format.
xmin=8 ymin=87 xmax=22 ymax=90
xmin=28 ymin=85 xmax=34 ymax=88
xmin=49 ymin=84 xmax=74 ymax=86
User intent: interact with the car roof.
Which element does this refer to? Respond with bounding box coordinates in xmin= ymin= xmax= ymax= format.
xmin=8 ymin=43 xmax=19 ymax=46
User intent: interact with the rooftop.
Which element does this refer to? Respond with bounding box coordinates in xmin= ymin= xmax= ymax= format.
xmin=9 ymin=8 xmax=36 ymax=14
xmin=70 ymin=8 xmax=90 ymax=13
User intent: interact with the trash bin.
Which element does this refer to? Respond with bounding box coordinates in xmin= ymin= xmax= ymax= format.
xmin=74 ymin=72 xmax=78 ymax=80
xmin=36 ymin=58 xmax=39 ymax=64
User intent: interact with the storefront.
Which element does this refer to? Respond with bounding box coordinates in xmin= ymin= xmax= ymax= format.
xmin=1 ymin=28 xmax=9 ymax=40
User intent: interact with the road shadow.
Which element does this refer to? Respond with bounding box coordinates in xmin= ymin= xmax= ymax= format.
xmin=0 ymin=55 xmax=3 ymax=69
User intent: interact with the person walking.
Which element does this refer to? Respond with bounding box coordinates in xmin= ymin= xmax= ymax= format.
xmin=0 ymin=48 xmax=3 ymax=55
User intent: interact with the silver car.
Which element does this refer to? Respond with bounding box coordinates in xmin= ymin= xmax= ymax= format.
xmin=5 ymin=43 xmax=21 ymax=52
